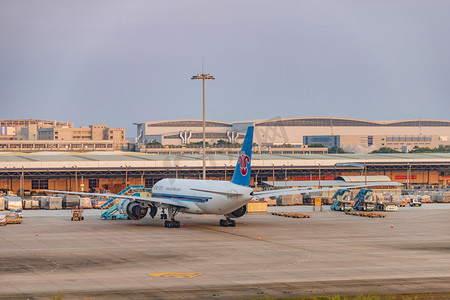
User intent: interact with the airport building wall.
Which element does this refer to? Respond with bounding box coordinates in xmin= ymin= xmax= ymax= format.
xmin=1 ymin=169 xmax=448 ymax=196
xmin=136 ymin=118 xmax=450 ymax=153
xmin=1 ymin=152 xmax=449 ymax=195
xmin=0 ymin=119 xmax=127 ymax=151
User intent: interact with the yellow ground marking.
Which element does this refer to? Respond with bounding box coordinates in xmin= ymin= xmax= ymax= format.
xmin=147 ymin=272 xmax=203 ymax=278
xmin=1 ymin=278 xmax=450 ymax=298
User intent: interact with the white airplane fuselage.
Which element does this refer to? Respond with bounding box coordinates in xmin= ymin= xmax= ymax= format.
xmin=151 ymin=178 xmax=254 ymax=215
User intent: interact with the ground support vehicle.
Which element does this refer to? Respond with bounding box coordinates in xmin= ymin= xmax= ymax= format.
xmin=330 ymin=189 xmax=353 ymax=211
xmin=409 ymin=198 xmax=422 ymax=207
xmin=353 ymin=189 xmax=376 ymax=211
xmin=71 ymin=207 xmax=84 ymax=221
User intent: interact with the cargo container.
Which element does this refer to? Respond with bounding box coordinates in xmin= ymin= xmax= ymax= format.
xmin=22 ymin=200 xmax=33 ymax=210
xmin=276 ymin=194 xmax=302 ymax=205
xmin=40 ymin=197 xmax=49 ymax=209
xmin=31 ymin=200 xmax=40 ymax=209
xmin=79 ymin=197 xmax=92 ymax=209
xmin=48 ymin=197 xmax=62 ymax=210
xmin=263 ymin=197 xmax=276 ymax=206
xmin=63 ymin=195 xmax=79 ymax=209
xmin=5 ymin=196 xmax=22 ymax=210
xmin=0 ymin=198 xmax=5 ymax=210
xmin=247 ymin=200 xmax=268 ymax=213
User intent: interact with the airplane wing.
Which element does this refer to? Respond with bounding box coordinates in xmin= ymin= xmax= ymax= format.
xmin=44 ymin=190 xmax=189 ymax=209
xmin=253 ymin=187 xmax=312 ymax=197
xmin=253 ymin=184 xmax=378 ymax=199
xmin=190 ymin=188 xmax=243 ymax=196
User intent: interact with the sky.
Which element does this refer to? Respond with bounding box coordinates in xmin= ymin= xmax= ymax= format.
xmin=1 ymin=1 xmax=449 ymax=138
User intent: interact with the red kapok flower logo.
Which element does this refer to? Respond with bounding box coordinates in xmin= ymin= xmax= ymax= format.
xmin=238 ymin=151 xmax=250 ymax=176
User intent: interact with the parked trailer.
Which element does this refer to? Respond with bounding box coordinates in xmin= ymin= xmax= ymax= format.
xmin=375 ymin=201 xmax=398 ymax=212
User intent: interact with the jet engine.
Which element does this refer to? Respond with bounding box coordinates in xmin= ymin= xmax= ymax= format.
xmin=125 ymin=201 xmax=149 ymax=220
xmin=230 ymin=205 xmax=247 ymax=218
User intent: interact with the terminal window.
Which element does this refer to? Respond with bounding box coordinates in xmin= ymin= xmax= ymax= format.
xmin=31 ymin=179 xmax=48 ymax=190
xmin=89 ymin=178 xmax=99 ymax=189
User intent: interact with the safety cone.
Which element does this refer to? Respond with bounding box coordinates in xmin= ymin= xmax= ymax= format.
xmin=133 ymin=221 xmax=135 ymax=225
xmin=391 ymin=225 xmax=394 ymax=229
xmin=258 ymin=235 xmax=261 ymax=240
xmin=35 ymin=232 xmax=38 ymax=237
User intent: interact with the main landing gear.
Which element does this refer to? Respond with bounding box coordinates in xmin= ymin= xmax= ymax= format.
xmin=163 ymin=207 xmax=181 ymax=228
xmin=164 ymin=220 xmax=180 ymax=228
xmin=219 ymin=215 xmax=236 ymax=227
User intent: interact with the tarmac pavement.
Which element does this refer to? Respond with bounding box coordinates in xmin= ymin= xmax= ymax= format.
xmin=0 ymin=204 xmax=449 ymax=299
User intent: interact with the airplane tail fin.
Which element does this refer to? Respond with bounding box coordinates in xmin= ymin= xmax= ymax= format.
xmin=231 ymin=126 xmax=254 ymax=186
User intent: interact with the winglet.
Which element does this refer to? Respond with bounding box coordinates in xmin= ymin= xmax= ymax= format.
xmin=231 ymin=126 xmax=254 ymax=186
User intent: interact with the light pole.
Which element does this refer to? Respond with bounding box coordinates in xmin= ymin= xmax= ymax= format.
xmin=74 ymin=165 xmax=78 ymax=192
xmin=224 ymin=164 xmax=227 ymax=181
xmin=407 ymin=163 xmax=412 ymax=190
xmin=284 ymin=165 xmax=287 ymax=187
xmin=364 ymin=161 xmax=367 ymax=186
xmin=318 ymin=163 xmax=321 ymax=189
xmin=20 ymin=166 xmax=24 ymax=198
xmin=191 ymin=72 xmax=215 ymax=180
xmin=272 ymin=163 xmax=275 ymax=188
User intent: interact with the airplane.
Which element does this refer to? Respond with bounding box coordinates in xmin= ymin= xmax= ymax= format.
xmin=46 ymin=126 xmax=372 ymax=228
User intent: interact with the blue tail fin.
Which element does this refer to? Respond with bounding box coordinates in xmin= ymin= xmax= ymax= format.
xmin=231 ymin=126 xmax=254 ymax=186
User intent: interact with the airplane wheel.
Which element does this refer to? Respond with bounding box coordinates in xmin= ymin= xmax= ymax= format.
xmin=229 ymin=220 xmax=236 ymax=227
xmin=174 ymin=221 xmax=180 ymax=228
xmin=164 ymin=220 xmax=171 ymax=228
xmin=220 ymin=219 xmax=228 ymax=227
xmin=112 ymin=216 xmax=116 ymax=220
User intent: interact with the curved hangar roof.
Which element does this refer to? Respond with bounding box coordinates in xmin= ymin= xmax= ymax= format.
xmin=144 ymin=119 xmax=232 ymax=127
xmin=335 ymin=175 xmax=392 ymax=182
xmin=254 ymin=117 xmax=450 ymax=127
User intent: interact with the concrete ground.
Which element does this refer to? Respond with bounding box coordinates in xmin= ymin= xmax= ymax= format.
xmin=0 ymin=204 xmax=449 ymax=299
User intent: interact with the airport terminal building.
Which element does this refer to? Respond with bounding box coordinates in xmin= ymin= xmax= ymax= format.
xmin=135 ymin=118 xmax=450 ymax=153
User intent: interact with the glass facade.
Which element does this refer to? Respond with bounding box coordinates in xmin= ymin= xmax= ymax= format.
xmin=386 ymin=136 xmax=432 ymax=142
xmin=303 ymin=135 xmax=340 ymax=147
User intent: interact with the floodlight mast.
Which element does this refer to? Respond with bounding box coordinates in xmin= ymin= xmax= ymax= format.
xmin=191 ymin=73 xmax=215 ymax=180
